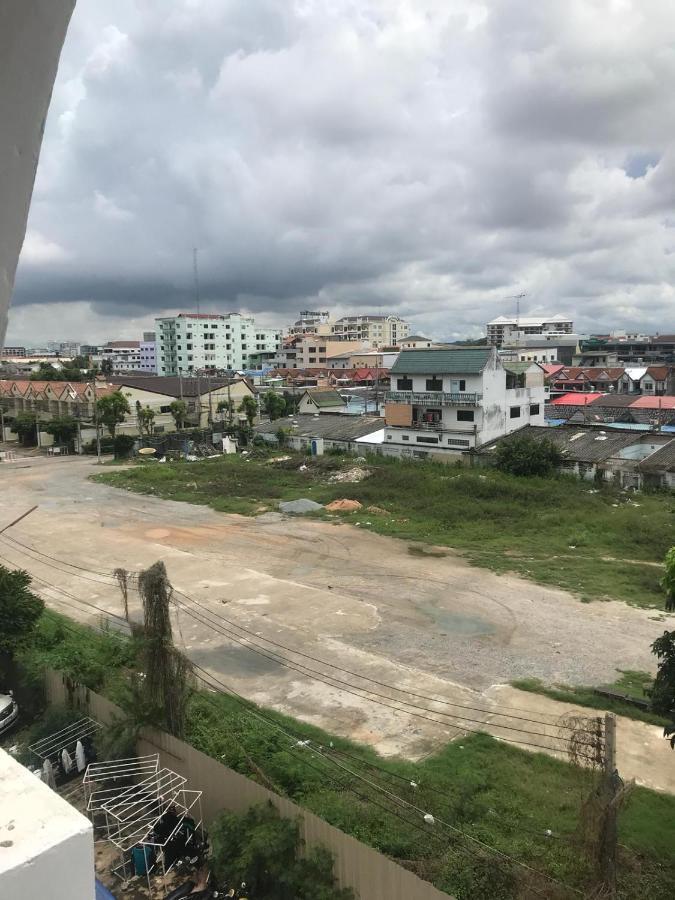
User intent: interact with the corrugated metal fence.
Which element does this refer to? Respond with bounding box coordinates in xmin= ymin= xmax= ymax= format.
xmin=46 ymin=671 xmax=452 ymax=900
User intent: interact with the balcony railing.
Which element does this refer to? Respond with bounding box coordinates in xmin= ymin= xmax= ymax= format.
xmin=386 ymin=390 xmax=483 ymax=406
xmin=409 ymin=421 xmax=444 ymax=432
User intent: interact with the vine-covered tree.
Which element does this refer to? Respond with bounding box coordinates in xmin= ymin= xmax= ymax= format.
xmin=217 ymin=398 xmax=235 ymax=425
xmin=136 ymin=404 xmax=156 ymax=435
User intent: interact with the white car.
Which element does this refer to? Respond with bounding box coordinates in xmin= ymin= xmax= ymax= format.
xmin=0 ymin=692 xmax=18 ymax=736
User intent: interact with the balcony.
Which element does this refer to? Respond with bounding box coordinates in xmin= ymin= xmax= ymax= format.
xmin=386 ymin=390 xmax=482 ymax=406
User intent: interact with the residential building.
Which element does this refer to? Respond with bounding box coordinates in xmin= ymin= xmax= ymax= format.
xmin=475 ymin=424 xmax=675 ymax=491
xmin=383 ymin=348 xmax=545 ymax=457
xmin=0 ymin=748 xmax=95 ymax=900
xmin=271 ymin=335 xmax=366 ymax=370
xmin=577 ymin=335 xmax=675 ymax=365
xmin=326 ymin=348 xmax=399 ymax=370
xmin=331 ymin=314 xmax=410 ymax=347
xmin=46 ymin=340 xmax=80 ymax=355
xmin=486 ymin=314 xmax=573 ymax=348
xmin=547 ymin=392 xmax=675 ymax=429
xmin=288 ymin=310 xmax=333 ymax=336
xmin=109 ymin=374 xmax=255 ymax=429
xmin=543 ymin=365 xmax=675 ymax=397
xmin=0 ymin=345 xmax=26 ymax=357
xmin=139 ymin=332 xmax=157 ymax=373
xmin=101 ymin=340 xmax=142 ymax=373
xmin=155 ymin=313 xmax=281 ymax=374
xmin=78 ymin=344 xmax=101 ymax=358
xmin=399 ymin=335 xmax=434 ymax=350
xmin=298 ymin=387 xmax=348 ymax=414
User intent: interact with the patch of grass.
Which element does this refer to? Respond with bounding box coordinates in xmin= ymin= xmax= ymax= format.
xmin=93 ymin=452 xmax=675 ymax=607
xmin=512 ymin=672 xmax=666 ymax=727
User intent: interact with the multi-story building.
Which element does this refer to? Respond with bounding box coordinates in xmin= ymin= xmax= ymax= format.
xmin=100 ymin=340 xmax=142 ymax=373
xmin=46 ymin=339 xmax=80 ymax=355
xmin=331 ymin=315 xmax=410 ymax=347
xmin=487 ymin=314 xmax=573 ymax=348
xmin=288 ymin=310 xmax=333 ymax=336
xmin=139 ymin=332 xmax=157 ymax=373
xmin=78 ymin=344 xmax=101 ymax=358
xmin=577 ymin=334 xmax=675 ymax=365
xmin=0 ymin=346 xmax=26 ymax=357
xmin=383 ymin=347 xmax=545 ymax=457
xmin=155 ymin=313 xmax=281 ymax=375
xmin=268 ymin=335 xmax=368 ymax=370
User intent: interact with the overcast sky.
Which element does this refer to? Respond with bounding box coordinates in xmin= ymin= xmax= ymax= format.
xmin=8 ymin=0 xmax=675 ymax=345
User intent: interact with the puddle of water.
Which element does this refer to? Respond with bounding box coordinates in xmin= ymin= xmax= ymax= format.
xmin=420 ymin=605 xmax=495 ymax=636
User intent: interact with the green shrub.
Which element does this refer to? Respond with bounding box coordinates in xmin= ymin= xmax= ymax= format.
xmin=210 ymin=802 xmax=353 ymax=899
xmin=113 ymin=434 xmax=136 ymax=459
xmin=493 ymin=435 xmax=563 ymax=477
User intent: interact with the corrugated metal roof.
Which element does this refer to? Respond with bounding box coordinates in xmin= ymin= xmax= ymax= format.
xmin=305 ymin=389 xmax=345 ymax=407
xmin=253 ymin=414 xmax=382 ymax=442
xmin=390 ymin=348 xmax=491 ymax=375
xmin=639 ymin=442 xmax=675 ymax=472
xmin=476 ymin=425 xmax=646 ymax=463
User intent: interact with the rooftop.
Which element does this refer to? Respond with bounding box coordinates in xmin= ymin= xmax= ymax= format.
xmin=487 ymin=314 xmax=572 ymax=327
xmin=0 ymin=747 xmax=92 ymax=879
xmin=254 ymin=413 xmax=382 ymax=442
xmin=303 ymin=388 xmax=345 ymax=408
xmin=391 ymin=347 xmax=492 ymax=375
xmin=108 ymin=374 xmax=249 ymax=397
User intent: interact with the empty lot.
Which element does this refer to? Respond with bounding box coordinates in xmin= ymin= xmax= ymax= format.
xmin=2 ymin=454 xmax=675 ymax=789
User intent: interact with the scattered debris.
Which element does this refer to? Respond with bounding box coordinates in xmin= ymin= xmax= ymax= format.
xmin=266 ymin=455 xmax=293 ymax=464
xmin=329 ymin=466 xmax=370 ymax=484
xmin=279 ymin=498 xmax=323 ymax=514
xmin=326 ymin=499 xmax=363 ymax=512
xmin=366 ymin=505 xmax=387 ymax=514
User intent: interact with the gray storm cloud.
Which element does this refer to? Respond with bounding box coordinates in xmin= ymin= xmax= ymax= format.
xmin=9 ymin=0 xmax=675 ymax=343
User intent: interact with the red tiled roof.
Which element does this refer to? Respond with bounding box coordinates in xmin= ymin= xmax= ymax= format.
xmin=550 ymin=392 xmax=606 ymax=406
xmin=629 ymin=396 xmax=675 ymax=409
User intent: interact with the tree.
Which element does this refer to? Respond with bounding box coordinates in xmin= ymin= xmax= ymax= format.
xmin=169 ymin=399 xmax=188 ymax=430
xmin=0 ymin=566 xmax=44 ymax=680
xmin=30 ymin=362 xmax=83 ymax=382
xmin=43 ymin=415 xmax=78 ymax=447
xmin=661 ymin=547 xmax=675 ymax=612
xmin=210 ymin=803 xmax=353 ymax=900
xmin=136 ymin=404 xmax=155 ymax=435
xmin=96 ymin=391 xmax=131 ymax=437
xmin=217 ymin=398 xmax=235 ymax=425
xmin=100 ymin=357 xmax=113 ymax=376
xmin=651 ymin=631 xmax=675 ymax=746
xmin=493 ymin=435 xmax=563 ymax=477
xmin=11 ymin=412 xmax=37 ymax=446
xmin=72 ymin=355 xmax=90 ymax=370
xmin=261 ymin=390 xmax=286 ymax=421
xmin=238 ymin=394 xmax=258 ymax=427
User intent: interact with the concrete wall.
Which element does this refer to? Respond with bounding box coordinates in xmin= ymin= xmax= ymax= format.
xmin=45 ymin=671 xmax=453 ymax=900
xmin=0 ymin=1 xmax=76 ymax=346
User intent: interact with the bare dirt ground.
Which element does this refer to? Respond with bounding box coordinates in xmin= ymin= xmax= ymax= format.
xmin=2 ymin=454 xmax=675 ymax=791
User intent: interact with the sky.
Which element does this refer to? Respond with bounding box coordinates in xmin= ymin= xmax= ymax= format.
xmin=8 ymin=0 xmax=675 ymax=345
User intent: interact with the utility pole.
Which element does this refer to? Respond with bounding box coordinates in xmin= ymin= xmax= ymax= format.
xmin=601 ymin=713 xmax=618 ymax=899
xmin=91 ymin=378 xmax=102 ymax=464
xmin=207 ymin=371 xmax=213 ymax=426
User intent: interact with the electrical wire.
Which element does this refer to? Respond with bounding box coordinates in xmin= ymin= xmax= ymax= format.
xmin=0 ymin=530 xmax=575 ymax=729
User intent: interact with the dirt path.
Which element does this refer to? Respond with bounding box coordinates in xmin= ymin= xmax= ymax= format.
xmin=1 ymin=455 xmax=674 ymax=790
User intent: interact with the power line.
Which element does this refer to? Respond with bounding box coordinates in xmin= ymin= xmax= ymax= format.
xmin=172 ymin=595 xmax=574 ymax=753
xmin=0 ymin=531 xmax=574 ymax=731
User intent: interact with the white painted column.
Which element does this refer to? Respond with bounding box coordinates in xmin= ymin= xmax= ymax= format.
xmin=0 ymin=1 xmax=75 ymax=346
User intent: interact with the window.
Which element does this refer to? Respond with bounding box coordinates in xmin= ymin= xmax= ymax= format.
xmin=397 ymin=377 xmax=413 ymax=391
xmin=402 ymin=435 xmax=409 ymax=441
xmin=457 ymin=410 xmax=474 ymax=422
xmin=426 ymin=377 xmax=443 ymax=391
xmin=160 ymin=405 xmax=171 ymax=413
xmin=416 ymin=435 xmax=439 ymax=444
xmin=447 ymin=438 xmax=470 ymax=447
xmin=450 ymin=379 xmax=466 ymax=392
xmin=308 ymin=347 xmax=316 ymax=353
xmin=187 ymin=344 xmax=192 ymax=350
xmin=529 ymin=403 xmax=540 ymax=415
xmin=510 ymin=406 xmax=521 ymax=418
